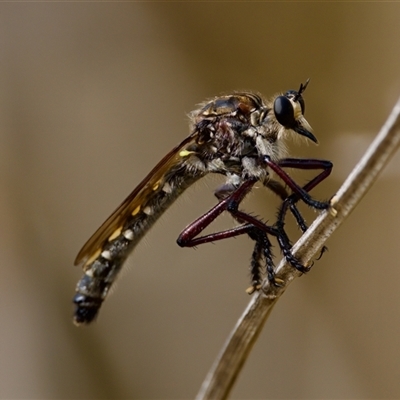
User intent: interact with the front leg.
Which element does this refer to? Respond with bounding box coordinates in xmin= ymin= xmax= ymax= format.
xmin=269 ymin=157 xmax=332 ymax=261
xmin=263 ymin=156 xmax=333 ymax=212
xmin=264 ymin=179 xmax=309 ymax=233
xmin=273 ymin=157 xmax=332 ymax=230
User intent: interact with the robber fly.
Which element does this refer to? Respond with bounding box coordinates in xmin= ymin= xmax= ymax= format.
xmin=73 ymin=80 xmax=333 ymax=325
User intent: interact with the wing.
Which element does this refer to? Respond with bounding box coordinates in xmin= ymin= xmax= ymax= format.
xmin=74 ymin=131 xmax=198 ymax=267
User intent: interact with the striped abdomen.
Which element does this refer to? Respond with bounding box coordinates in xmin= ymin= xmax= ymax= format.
xmin=73 ymin=163 xmax=204 ymax=325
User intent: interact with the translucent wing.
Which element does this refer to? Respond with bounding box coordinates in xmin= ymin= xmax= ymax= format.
xmin=74 ymin=131 xmax=198 ymax=267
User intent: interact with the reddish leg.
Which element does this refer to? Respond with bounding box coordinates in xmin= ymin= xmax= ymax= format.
xmin=272 ymin=157 xmax=332 ymax=243
xmin=264 ymin=156 xmax=333 ymax=211
xmin=177 ymin=178 xmax=309 ymax=288
xmin=177 ymin=157 xmax=333 ymax=287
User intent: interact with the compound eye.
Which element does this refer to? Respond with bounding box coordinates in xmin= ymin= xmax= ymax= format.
xmin=274 ymin=95 xmax=296 ymax=128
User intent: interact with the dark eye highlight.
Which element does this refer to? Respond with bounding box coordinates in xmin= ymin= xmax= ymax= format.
xmin=274 ymin=95 xmax=296 ymax=128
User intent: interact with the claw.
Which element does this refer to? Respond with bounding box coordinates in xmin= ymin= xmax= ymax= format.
xmin=272 ymin=277 xmax=284 ymax=286
xmin=316 ymin=245 xmax=328 ymax=260
xmin=246 ymin=284 xmax=261 ymax=294
xmin=329 ymin=195 xmax=339 ymax=217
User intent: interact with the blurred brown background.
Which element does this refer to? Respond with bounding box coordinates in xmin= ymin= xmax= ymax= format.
xmin=2 ymin=3 xmax=400 ymax=399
